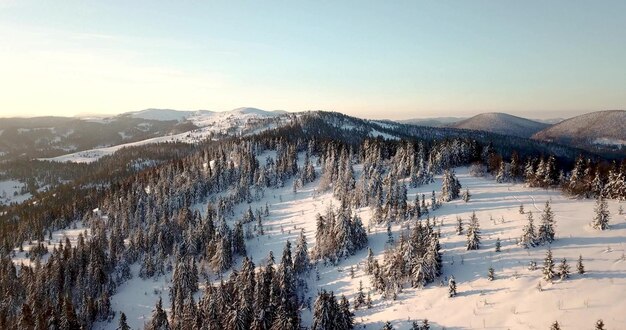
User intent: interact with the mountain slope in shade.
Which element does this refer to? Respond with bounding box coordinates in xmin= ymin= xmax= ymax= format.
xmin=453 ymin=112 xmax=550 ymax=138
xmin=532 ymin=110 xmax=626 ymax=151
xmin=397 ymin=116 xmax=466 ymax=127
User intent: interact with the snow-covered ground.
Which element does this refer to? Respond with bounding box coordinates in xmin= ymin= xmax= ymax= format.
xmin=12 ymin=222 xmax=91 ymax=267
xmin=0 ymin=179 xmax=31 ymax=205
xmin=84 ymin=166 xmax=626 ymax=330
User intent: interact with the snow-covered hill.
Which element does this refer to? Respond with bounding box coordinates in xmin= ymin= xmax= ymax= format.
xmin=453 ymin=113 xmax=550 ymax=138
xmin=532 ymin=110 xmax=626 ymax=151
xmin=125 ymin=109 xmax=212 ymax=122
xmin=14 ymin=164 xmax=625 ymax=329
xmin=40 ymin=108 xmax=292 ymax=163
xmin=397 ymin=117 xmax=466 ymax=127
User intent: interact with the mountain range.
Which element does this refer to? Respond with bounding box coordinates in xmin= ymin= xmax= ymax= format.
xmin=0 ymin=108 xmax=624 ymax=164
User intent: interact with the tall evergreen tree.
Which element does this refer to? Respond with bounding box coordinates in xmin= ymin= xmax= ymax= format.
xmin=520 ymin=211 xmax=537 ymax=248
xmin=591 ymin=195 xmax=610 ymax=230
xmin=448 ymin=276 xmax=457 ymax=297
xmin=118 ymin=312 xmax=130 ymax=330
xmin=456 ymin=216 xmax=463 ymax=235
xmin=557 ymin=258 xmax=570 ymax=280
xmin=543 ymin=248 xmax=556 ymax=281
xmin=466 ymin=212 xmax=481 ymax=250
xmin=293 ymin=229 xmax=310 ymax=276
xmin=149 ymin=298 xmax=170 ymax=330
xmin=576 ymin=255 xmax=585 ymax=274
xmin=537 ymin=201 xmax=556 ymax=244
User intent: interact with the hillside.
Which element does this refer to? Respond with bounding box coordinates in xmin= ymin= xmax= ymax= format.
xmin=453 ymin=113 xmax=550 ymax=138
xmin=11 ymin=164 xmax=626 ymax=329
xmin=39 ymin=108 xmax=291 ymax=163
xmin=532 ymin=110 xmax=626 ymax=153
xmin=397 ymin=117 xmax=465 ymax=127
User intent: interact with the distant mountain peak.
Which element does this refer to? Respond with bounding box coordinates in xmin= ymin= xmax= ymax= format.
xmin=532 ymin=110 xmax=626 ymax=152
xmin=452 ymin=112 xmax=550 ymax=138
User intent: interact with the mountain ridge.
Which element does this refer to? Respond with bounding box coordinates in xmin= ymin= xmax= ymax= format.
xmin=451 ymin=112 xmax=550 ymax=138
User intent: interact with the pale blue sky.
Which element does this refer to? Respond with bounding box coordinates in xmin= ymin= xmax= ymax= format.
xmin=0 ymin=1 xmax=625 ymax=119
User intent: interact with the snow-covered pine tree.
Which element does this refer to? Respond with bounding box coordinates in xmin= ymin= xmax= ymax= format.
xmin=293 ymin=229 xmax=310 ymax=276
xmin=441 ymin=169 xmax=461 ymax=202
xmin=519 ymin=203 xmax=524 ymax=214
xmin=149 ymin=298 xmax=170 ymax=330
xmin=543 ymin=248 xmax=556 ymax=281
xmin=312 ymin=290 xmax=341 ymax=330
xmin=456 ymin=216 xmax=463 ymax=235
xmin=487 ymin=267 xmax=495 ymax=281
xmin=462 ymin=188 xmax=471 ymax=202
xmin=576 ymin=255 xmax=585 ymax=274
xmin=366 ymin=247 xmax=375 ymax=274
xmin=591 ymin=195 xmax=610 ymax=230
xmin=558 ymin=258 xmax=570 ymax=280
xmin=595 ymin=319 xmax=606 ymax=330
xmin=466 ymin=211 xmax=481 ymax=250
xmin=386 ymin=222 xmax=394 ymax=245
xmin=233 ymin=221 xmax=247 ymax=256
xmin=448 ymin=276 xmax=457 ymax=297
xmin=354 ymin=280 xmax=366 ymax=309
xmin=520 ymin=211 xmax=537 ymax=248
xmin=118 ymin=312 xmax=130 ymax=330
xmin=337 ymin=295 xmax=354 ymax=330
xmin=430 ymin=191 xmax=438 ymax=211
xmin=537 ymin=201 xmax=556 ymax=244
xmin=496 ymin=161 xmax=507 ymax=183
xmin=495 ymin=237 xmax=501 ymax=252
xmin=550 ymin=321 xmax=561 ymax=330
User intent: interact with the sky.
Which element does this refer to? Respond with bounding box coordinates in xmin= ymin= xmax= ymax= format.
xmin=0 ymin=1 xmax=625 ymax=120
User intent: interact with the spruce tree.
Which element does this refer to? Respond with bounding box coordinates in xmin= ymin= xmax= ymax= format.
xmin=233 ymin=221 xmax=247 ymax=256
xmin=519 ymin=203 xmax=524 ymax=214
xmin=354 ymin=280 xmax=366 ymax=309
xmin=149 ymin=298 xmax=170 ymax=330
xmin=592 ymin=195 xmax=610 ymax=230
xmin=422 ymin=319 xmax=430 ymax=330
xmin=293 ymin=229 xmax=310 ymax=275
xmin=312 ymin=290 xmax=337 ymax=330
xmin=456 ymin=216 xmax=463 ymax=235
xmin=382 ymin=321 xmax=394 ymax=330
xmin=495 ymin=238 xmax=501 ymax=252
xmin=537 ymin=201 xmax=556 ymax=244
xmin=462 ymin=188 xmax=471 ymax=203
xmin=337 ymin=295 xmax=354 ymax=330
xmin=550 ymin=321 xmax=561 ymax=330
xmin=466 ymin=211 xmax=481 ymax=250
xmin=576 ymin=255 xmax=585 ymax=274
xmin=520 ymin=211 xmax=537 ymax=248
xmin=487 ymin=267 xmax=495 ymax=281
xmin=118 ymin=312 xmax=130 ymax=330
xmin=448 ymin=276 xmax=457 ymax=297
xmin=558 ymin=258 xmax=570 ymax=280
xmin=543 ymin=248 xmax=556 ymax=281
xmin=595 ymin=319 xmax=605 ymax=330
